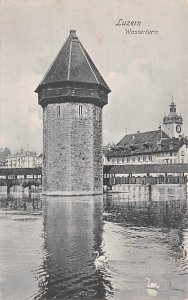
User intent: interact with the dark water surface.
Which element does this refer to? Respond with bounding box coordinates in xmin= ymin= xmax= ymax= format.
xmin=0 ymin=185 xmax=187 ymax=300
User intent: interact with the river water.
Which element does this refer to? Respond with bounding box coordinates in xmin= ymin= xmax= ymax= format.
xmin=0 ymin=185 xmax=187 ymax=300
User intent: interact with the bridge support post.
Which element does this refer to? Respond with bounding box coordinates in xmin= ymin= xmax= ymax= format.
xmin=7 ymin=185 xmax=10 ymax=194
xmin=6 ymin=177 xmax=10 ymax=194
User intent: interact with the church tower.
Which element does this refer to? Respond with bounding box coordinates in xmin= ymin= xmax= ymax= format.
xmin=35 ymin=30 xmax=110 ymax=196
xmin=162 ymin=100 xmax=183 ymax=138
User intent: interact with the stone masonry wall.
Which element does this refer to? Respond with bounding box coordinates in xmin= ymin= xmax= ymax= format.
xmin=93 ymin=107 xmax=103 ymax=192
xmin=43 ymin=101 xmax=103 ymax=194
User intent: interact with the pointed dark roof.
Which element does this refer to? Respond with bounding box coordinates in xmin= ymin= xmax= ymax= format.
xmin=36 ymin=30 xmax=110 ymax=92
xmin=106 ymin=130 xmax=173 ymax=157
xmin=117 ymin=130 xmax=169 ymax=148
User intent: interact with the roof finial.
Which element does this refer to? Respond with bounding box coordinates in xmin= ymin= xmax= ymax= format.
xmin=170 ymin=95 xmax=176 ymax=112
xmin=70 ymin=30 xmax=77 ymax=37
xmin=171 ymin=94 xmax=174 ymax=104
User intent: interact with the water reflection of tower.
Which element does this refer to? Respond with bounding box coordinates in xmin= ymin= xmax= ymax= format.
xmin=40 ymin=195 xmax=112 ymax=299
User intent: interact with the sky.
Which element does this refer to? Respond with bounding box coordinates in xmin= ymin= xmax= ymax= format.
xmin=0 ymin=0 xmax=188 ymax=154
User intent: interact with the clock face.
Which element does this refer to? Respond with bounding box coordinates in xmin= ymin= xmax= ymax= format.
xmin=176 ymin=124 xmax=181 ymax=133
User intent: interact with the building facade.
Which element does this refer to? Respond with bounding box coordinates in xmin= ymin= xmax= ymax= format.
xmin=6 ymin=149 xmax=38 ymax=168
xmin=35 ymin=30 xmax=110 ymax=196
xmin=106 ymin=101 xmax=188 ymax=165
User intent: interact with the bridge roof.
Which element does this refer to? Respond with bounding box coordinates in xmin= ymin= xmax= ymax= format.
xmin=35 ymin=30 xmax=110 ymax=93
xmin=0 ymin=167 xmax=42 ymax=176
xmin=104 ymin=163 xmax=188 ymax=174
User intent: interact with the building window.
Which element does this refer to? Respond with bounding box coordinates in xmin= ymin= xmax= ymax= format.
xmin=79 ymin=105 xmax=83 ymax=116
xmin=143 ymin=156 xmax=146 ymax=162
xmin=138 ymin=157 xmax=140 ymax=162
xmin=127 ymin=158 xmax=130 ymax=163
xmin=132 ymin=158 xmax=135 ymax=163
xmin=122 ymin=158 xmax=124 ymax=163
xmin=149 ymin=156 xmax=152 ymax=161
xmin=57 ymin=105 xmax=60 ymax=118
xmin=181 ymin=151 xmax=185 ymax=156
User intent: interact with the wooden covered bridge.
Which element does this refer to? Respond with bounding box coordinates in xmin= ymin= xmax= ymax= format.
xmin=0 ymin=167 xmax=42 ymax=193
xmin=103 ymin=163 xmax=188 ymax=186
xmin=0 ymin=163 xmax=188 ymax=192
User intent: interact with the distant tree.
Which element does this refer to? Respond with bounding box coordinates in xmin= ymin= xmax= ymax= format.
xmin=4 ymin=147 xmax=11 ymax=156
xmin=0 ymin=148 xmax=11 ymax=164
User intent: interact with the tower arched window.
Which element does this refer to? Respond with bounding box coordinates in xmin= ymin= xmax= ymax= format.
xmin=44 ymin=109 xmax=47 ymax=121
xmin=79 ymin=105 xmax=83 ymax=116
xmin=57 ymin=105 xmax=60 ymax=118
xmin=96 ymin=108 xmax=100 ymax=121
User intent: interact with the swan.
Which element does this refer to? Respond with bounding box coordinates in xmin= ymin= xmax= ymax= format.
xmin=93 ymin=251 xmax=108 ymax=263
xmin=146 ymin=278 xmax=160 ymax=290
xmin=94 ymin=251 xmax=108 ymax=263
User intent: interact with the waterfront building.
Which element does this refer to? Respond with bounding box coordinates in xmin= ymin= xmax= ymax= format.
xmin=35 ymin=30 xmax=110 ymax=196
xmin=6 ymin=149 xmax=37 ymax=168
xmin=106 ymin=101 xmax=188 ymax=165
xmin=36 ymin=154 xmax=43 ymax=167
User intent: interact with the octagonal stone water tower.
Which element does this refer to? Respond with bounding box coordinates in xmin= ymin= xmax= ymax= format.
xmin=35 ymin=30 xmax=110 ymax=195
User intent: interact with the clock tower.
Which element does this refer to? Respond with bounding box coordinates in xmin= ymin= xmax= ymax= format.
xmin=162 ymin=100 xmax=183 ymax=138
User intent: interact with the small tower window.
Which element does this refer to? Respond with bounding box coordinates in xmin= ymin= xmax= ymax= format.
xmin=57 ymin=105 xmax=60 ymax=118
xmin=79 ymin=105 xmax=83 ymax=116
xmin=96 ymin=108 xmax=100 ymax=121
xmin=44 ymin=109 xmax=47 ymax=121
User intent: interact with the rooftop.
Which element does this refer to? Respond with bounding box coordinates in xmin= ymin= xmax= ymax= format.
xmin=106 ymin=130 xmax=187 ymax=157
